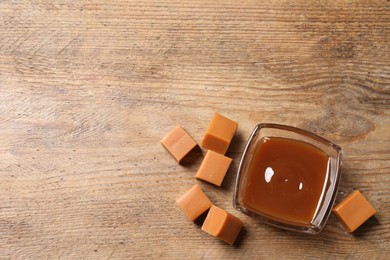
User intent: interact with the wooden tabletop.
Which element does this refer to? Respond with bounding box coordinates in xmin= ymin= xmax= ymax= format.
xmin=1 ymin=0 xmax=389 ymax=258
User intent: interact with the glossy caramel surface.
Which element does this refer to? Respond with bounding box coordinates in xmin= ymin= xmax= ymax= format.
xmin=243 ymin=137 xmax=329 ymax=226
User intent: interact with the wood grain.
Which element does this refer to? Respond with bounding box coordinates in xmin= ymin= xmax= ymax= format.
xmin=0 ymin=0 xmax=389 ymax=258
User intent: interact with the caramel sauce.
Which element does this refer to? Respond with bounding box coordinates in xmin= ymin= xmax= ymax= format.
xmin=242 ymin=137 xmax=329 ymax=226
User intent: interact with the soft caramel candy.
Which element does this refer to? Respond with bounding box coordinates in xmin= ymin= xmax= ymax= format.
xmin=332 ymin=190 xmax=377 ymax=232
xmin=195 ymin=150 xmax=232 ymax=186
xmin=201 ymin=113 xmax=238 ymax=155
xmin=161 ymin=125 xmax=197 ymax=163
xmin=177 ymin=184 xmax=212 ymax=222
xmin=202 ymin=205 xmax=243 ymax=245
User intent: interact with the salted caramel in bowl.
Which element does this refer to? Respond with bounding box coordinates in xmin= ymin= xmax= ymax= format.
xmin=234 ymin=124 xmax=342 ymax=234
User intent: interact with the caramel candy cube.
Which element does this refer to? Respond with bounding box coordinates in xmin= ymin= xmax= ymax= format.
xmin=177 ymin=184 xmax=213 ymax=222
xmin=202 ymin=205 xmax=243 ymax=245
xmin=201 ymin=113 xmax=238 ymax=155
xmin=332 ymin=190 xmax=377 ymax=232
xmin=195 ymin=150 xmax=232 ymax=186
xmin=161 ymin=125 xmax=197 ymax=163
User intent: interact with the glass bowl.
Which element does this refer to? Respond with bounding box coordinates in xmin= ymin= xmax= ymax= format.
xmin=233 ymin=123 xmax=342 ymax=234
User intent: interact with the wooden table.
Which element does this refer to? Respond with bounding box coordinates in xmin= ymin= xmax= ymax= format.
xmin=1 ymin=0 xmax=389 ymax=258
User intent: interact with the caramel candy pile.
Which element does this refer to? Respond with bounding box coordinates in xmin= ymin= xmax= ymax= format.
xmin=161 ymin=112 xmax=242 ymax=245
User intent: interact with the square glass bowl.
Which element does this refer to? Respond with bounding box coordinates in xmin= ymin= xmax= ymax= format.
xmin=233 ymin=124 xmax=342 ymax=234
